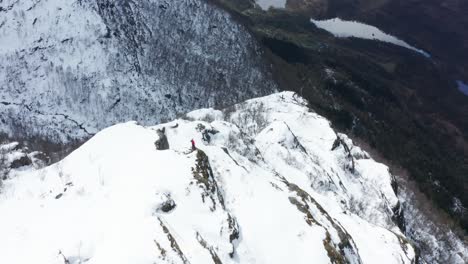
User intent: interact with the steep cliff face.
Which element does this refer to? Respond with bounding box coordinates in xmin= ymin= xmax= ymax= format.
xmin=0 ymin=0 xmax=276 ymax=142
xmin=0 ymin=92 xmax=424 ymax=264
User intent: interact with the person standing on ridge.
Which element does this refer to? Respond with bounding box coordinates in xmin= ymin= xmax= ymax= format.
xmin=191 ymin=139 xmax=196 ymax=151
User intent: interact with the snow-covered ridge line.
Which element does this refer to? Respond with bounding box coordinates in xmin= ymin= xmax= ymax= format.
xmin=0 ymin=92 xmax=423 ymax=264
xmin=311 ymin=18 xmax=430 ymax=58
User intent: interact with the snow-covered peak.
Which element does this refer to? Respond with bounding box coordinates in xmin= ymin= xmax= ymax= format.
xmin=0 ymin=92 xmax=416 ymax=263
xmin=311 ymin=18 xmax=430 ymax=57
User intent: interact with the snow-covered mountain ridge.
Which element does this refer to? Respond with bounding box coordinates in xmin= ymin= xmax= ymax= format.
xmin=0 ymin=92 xmax=421 ymax=264
xmin=0 ymin=0 xmax=275 ymax=142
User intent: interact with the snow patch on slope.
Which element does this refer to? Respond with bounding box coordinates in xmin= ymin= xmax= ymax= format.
xmin=255 ymin=0 xmax=287 ymax=10
xmin=0 ymin=92 xmax=416 ymax=264
xmin=311 ymin=18 xmax=430 ymax=57
xmin=456 ymin=80 xmax=468 ymax=96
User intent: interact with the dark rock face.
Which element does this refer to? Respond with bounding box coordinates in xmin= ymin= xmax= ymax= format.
xmin=159 ymin=199 xmax=176 ymax=213
xmin=0 ymin=0 xmax=276 ymax=143
xmin=10 ymin=155 xmax=32 ymax=169
xmin=392 ymin=201 xmax=405 ymax=231
xmin=155 ymin=127 xmax=170 ymax=150
xmin=156 ymin=193 xmax=177 ymax=213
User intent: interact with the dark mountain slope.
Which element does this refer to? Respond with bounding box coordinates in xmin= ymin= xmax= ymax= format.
xmin=212 ymin=0 xmax=468 ymax=233
xmin=326 ymin=0 xmax=468 ymax=80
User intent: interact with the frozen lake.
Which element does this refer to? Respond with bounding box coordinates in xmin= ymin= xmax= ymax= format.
xmin=311 ymin=18 xmax=430 ymax=58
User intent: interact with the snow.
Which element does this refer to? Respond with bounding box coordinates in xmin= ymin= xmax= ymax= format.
xmin=0 ymin=92 xmax=418 ymax=263
xmin=456 ymin=80 xmax=468 ymax=96
xmin=255 ymin=0 xmax=287 ymax=10
xmin=311 ymin=18 xmax=430 ymax=57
